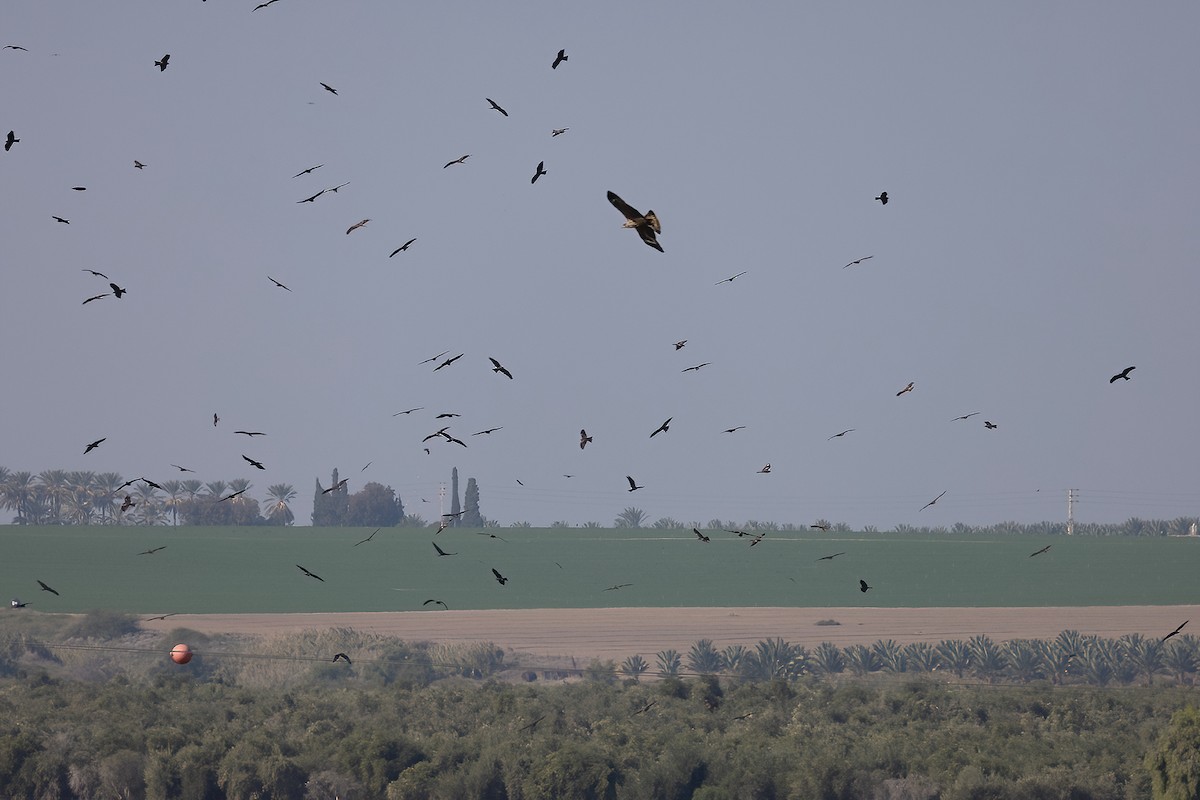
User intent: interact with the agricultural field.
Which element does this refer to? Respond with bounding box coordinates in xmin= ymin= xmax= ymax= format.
xmin=1 ymin=526 xmax=1195 ymax=614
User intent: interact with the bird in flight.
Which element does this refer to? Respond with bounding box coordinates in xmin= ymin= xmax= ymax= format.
xmin=268 ymin=276 xmax=291 ymax=291
xmin=842 ymin=255 xmax=874 ymax=269
xmin=82 ymin=293 xmax=109 ymax=305
xmin=213 ymin=413 xmax=220 ymax=427
xmin=828 ymin=429 xmax=855 ymax=440
xmin=758 ymin=464 xmax=771 ymax=474
xmin=518 ymin=714 xmax=546 ymax=733
xmin=726 ymin=530 xmax=751 ymax=538
xmin=133 ymin=160 xmax=146 ymax=169
xmin=650 ymin=418 xmax=672 ymax=438
xmin=144 ymin=613 xmax=178 ymax=621
xmin=919 ymin=490 xmax=947 ymax=511
xmin=486 ymin=98 xmax=509 ymax=116
xmin=82 ymin=269 xmax=110 ymax=279
xmin=443 ymin=154 xmax=470 ymax=168
xmin=1162 ymin=620 xmax=1189 ymax=642
xmin=875 ymin=191 xmax=888 ymax=205
xmin=551 ymin=48 xmax=568 ymax=69
xmin=346 ymin=219 xmax=370 ymax=235
xmin=580 ymin=429 xmax=593 ymax=449
xmin=951 ymin=412 xmax=980 ymax=421
xmin=38 ymin=580 xmax=60 ymax=596
xmin=434 ymin=353 xmax=464 ymax=371
xmin=896 ymin=382 xmax=915 ymax=396
xmin=320 ymin=82 xmax=338 ymax=95
xmin=859 ymin=579 xmax=872 ymax=593
xmin=242 ymin=455 xmax=266 ymax=470
xmin=107 ymin=283 xmax=127 ymax=300
xmin=984 ymin=421 xmax=998 ymax=429
xmin=390 ymin=239 xmax=417 ymax=257
xmin=3 ymin=45 xmax=29 ymax=51
xmin=473 ymin=427 xmax=503 ymax=436
xmin=3 ymin=131 xmax=17 ymax=152
xmin=234 ymin=430 xmax=266 ymax=437
xmin=682 ymin=363 xmax=710 ymax=373
xmin=332 ymin=652 xmax=352 ymax=664
xmin=393 ymin=407 xmax=423 ymax=416
xmin=120 ymin=495 xmax=136 ymax=512
xmin=296 ymin=189 xmax=326 ymax=204
xmin=811 ymin=523 xmax=831 ymax=532
xmin=84 ymin=438 xmax=105 ymax=454
xmin=693 ymin=529 xmax=710 ymax=543
xmin=170 ymin=464 xmax=194 ymax=472
xmin=531 ymin=161 xmax=547 ymax=184
xmin=220 ymin=489 xmax=248 ymax=502
xmin=632 ymin=701 xmax=657 ymax=716
xmin=154 ymin=54 xmax=170 ymax=71
xmin=1028 ymin=545 xmax=1052 ymax=558
xmin=551 ymin=127 xmax=569 ymax=137
xmin=292 ymin=163 xmax=323 ymax=178
xmin=626 ymin=476 xmax=644 ymax=492
xmin=433 ymin=542 xmax=457 ymax=557
xmin=353 ymin=529 xmax=381 ymax=547
xmin=326 ymin=181 xmax=351 ymax=193
xmin=491 ymin=568 xmax=509 ymax=586
xmin=607 ymin=191 xmax=663 ymax=252
xmin=423 ymin=599 xmax=448 ymax=609
xmin=749 ymin=533 xmax=766 ymax=547
xmin=723 ymin=426 xmax=746 ymax=433
xmin=72 ymin=186 xmax=86 ymax=191
xmin=604 ymin=583 xmax=632 ymax=592
xmin=322 ymin=478 xmax=349 ymax=494
xmin=715 ymin=271 xmax=748 ymax=285
xmin=420 ymin=351 xmax=449 ymax=365
xmin=489 ymin=357 xmax=514 ymax=379
xmin=435 ymin=412 xmax=461 ymax=419
xmin=253 ymin=0 xmax=282 ymax=9
xmin=816 ymin=552 xmax=845 ymax=561
xmin=673 ymin=340 xmax=687 ymax=350
xmin=296 ymin=565 xmax=325 ymax=582
xmin=477 ymin=532 xmax=507 ymax=541
xmin=53 ymin=216 xmax=70 ymax=224
xmin=1109 ymin=366 xmax=1135 ymax=383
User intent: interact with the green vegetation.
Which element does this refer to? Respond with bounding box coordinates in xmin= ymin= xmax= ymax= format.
xmin=3 ymin=525 xmax=1200 ymax=613
xmin=1 ymin=616 xmax=1196 ymax=799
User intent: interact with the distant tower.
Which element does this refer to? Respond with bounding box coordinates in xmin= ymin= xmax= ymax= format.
xmin=1067 ymin=489 xmax=1076 ymax=536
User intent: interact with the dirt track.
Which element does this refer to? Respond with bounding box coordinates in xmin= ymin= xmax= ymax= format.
xmin=145 ymin=605 xmax=1199 ymax=663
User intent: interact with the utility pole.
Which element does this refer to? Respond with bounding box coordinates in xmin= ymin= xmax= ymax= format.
xmin=1066 ymin=489 xmax=1076 ymax=536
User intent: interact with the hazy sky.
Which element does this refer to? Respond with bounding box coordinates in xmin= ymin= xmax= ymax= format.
xmin=3 ymin=2 xmax=1198 ymax=530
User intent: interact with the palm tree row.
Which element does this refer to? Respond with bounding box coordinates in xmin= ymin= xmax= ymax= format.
xmin=618 ymin=631 xmax=1200 ymax=687
xmin=0 ymin=467 xmax=297 ymax=526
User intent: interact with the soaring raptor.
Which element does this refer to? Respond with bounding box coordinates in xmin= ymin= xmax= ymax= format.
xmin=607 ymin=191 xmax=663 ymax=252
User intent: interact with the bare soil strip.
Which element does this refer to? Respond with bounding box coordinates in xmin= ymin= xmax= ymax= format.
xmin=148 ymin=606 xmax=1199 ymax=663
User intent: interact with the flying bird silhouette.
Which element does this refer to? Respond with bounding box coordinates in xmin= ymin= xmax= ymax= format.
xmin=875 ymin=191 xmax=888 ymax=205
xmin=984 ymin=421 xmax=998 ymax=429
xmin=919 ymin=490 xmax=947 ymax=511
xmin=859 ymin=579 xmax=872 ymax=593
xmin=828 ymin=429 xmax=855 ymax=440
xmin=842 ymin=255 xmax=874 ymax=268
xmin=326 ymin=181 xmax=351 ymax=193
xmin=758 ymin=464 xmax=771 ymax=474
xmin=531 ymin=161 xmax=547 ymax=184
xmin=896 ymin=382 xmax=914 ymax=396
xmin=749 ymin=533 xmax=766 ymax=547
xmin=138 ymin=546 xmax=167 ymax=555
xmin=393 ymin=407 xmax=424 ymax=416
xmin=650 ymin=418 xmax=672 ymax=438
xmin=1162 ymin=620 xmax=1188 ymax=642
xmin=715 ymin=271 xmax=747 ymax=285
xmin=435 ymin=413 xmax=461 ymax=419
xmin=170 ymin=465 xmax=194 ymax=473
xmin=242 ymin=455 xmax=265 ymax=470
xmin=234 ymin=430 xmax=266 ymax=437
xmin=3 ymin=130 xmax=17 ymax=152
xmin=296 ymin=189 xmax=326 ymax=203
xmin=433 ymin=353 xmax=464 ymax=371
xmin=346 ymin=219 xmax=370 ymax=234
xmin=84 ymin=438 xmax=105 ymax=454
xmin=1028 ymin=545 xmax=1052 ymax=558
xmin=120 ymin=495 xmax=135 ymax=512
xmin=633 ymin=701 xmax=657 ymax=716
xmin=252 ymin=0 xmax=281 ymax=9
xmin=320 ymin=82 xmax=337 ymax=95
xmin=213 ymin=413 xmax=220 ymax=427
xmin=423 ymin=599 xmax=448 ymax=609
xmin=220 ymin=489 xmax=248 ymax=502
xmin=551 ymin=127 xmax=569 ymax=137
xmin=682 ymin=363 xmax=710 ymax=373
xmin=673 ymin=340 xmax=687 ymax=350
xmin=353 ymin=529 xmax=381 ymax=547
xmin=154 ymin=54 xmax=170 ymax=71
xmin=551 ymin=49 xmax=568 ymax=69
xmin=3 ymin=45 xmax=29 ymax=51
xmin=82 ymin=293 xmax=109 ymax=305
xmin=491 ymin=568 xmax=509 ymax=585
xmin=143 ymin=613 xmax=178 ymax=621
xmin=322 ymin=478 xmax=349 ymax=494
xmin=518 ymin=714 xmax=546 ymax=732
xmin=489 ymin=357 xmax=513 ymax=379
xmin=433 ymin=542 xmax=457 ymax=557
xmin=951 ymin=412 xmax=980 ymax=421
xmin=292 ymin=163 xmax=323 ymax=178
xmin=607 ymin=190 xmax=663 ymax=252
xmin=390 ymin=238 xmax=417 ymax=256
xmin=71 ymin=186 xmax=86 ymax=191
xmin=723 ymin=426 xmax=746 ymax=433
xmin=38 ymin=580 xmax=59 ymax=596
xmin=443 ymin=154 xmax=470 ymax=168
xmin=52 ymin=216 xmax=69 ymax=224
xmin=604 ymin=583 xmax=633 ymax=591
xmin=332 ymin=652 xmax=352 ymax=664
xmin=693 ymin=529 xmax=710 ymax=543
xmin=133 ymin=160 xmax=146 ymax=169
xmin=82 ymin=269 xmax=109 ymax=279
xmin=811 ymin=523 xmax=831 ymax=531
xmin=109 ymin=283 xmax=126 ymax=298
xmin=268 ymin=276 xmax=291 ymax=291
xmin=816 ymin=552 xmax=845 ymax=561
xmin=472 ymin=427 xmax=503 ymax=436
xmin=486 ymin=98 xmax=509 ymax=116
xmin=626 ymin=476 xmax=644 ymax=492
xmin=296 ymin=564 xmax=324 ymax=582
xmin=580 ymin=429 xmax=593 ymax=449
xmin=1109 ymin=366 xmax=1135 ymax=383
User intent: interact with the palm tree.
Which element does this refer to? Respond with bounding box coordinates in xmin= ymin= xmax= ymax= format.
xmin=1 ymin=471 xmax=39 ymax=523
xmin=844 ymin=644 xmax=881 ymax=676
xmin=745 ymin=638 xmax=805 ymax=680
xmin=936 ymin=639 xmax=972 ymax=678
xmin=620 ymin=654 xmax=649 ymax=681
xmin=264 ymin=484 xmax=297 ymax=525
xmin=91 ymin=472 xmax=125 ymax=523
xmin=1162 ymin=637 xmax=1197 ymax=685
xmin=160 ymin=480 xmax=184 ymax=526
xmin=614 ymin=507 xmax=646 ymax=529
xmin=873 ymin=639 xmax=908 ymax=673
xmin=1120 ymin=633 xmax=1163 ymax=686
xmin=180 ymin=479 xmax=203 ymax=500
xmin=1004 ymin=639 xmax=1045 ymax=682
xmin=904 ymin=642 xmax=940 ymax=673
xmin=204 ymin=481 xmax=228 ymax=500
xmin=686 ymin=639 xmax=723 ymax=675
xmin=37 ymin=469 xmax=71 ymax=524
xmin=132 ymin=483 xmax=166 ymax=526
xmin=581 ymin=521 xmax=603 ymax=528
xmin=651 ymin=517 xmax=680 ymax=529
xmin=655 ymin=649 xmax=681 ymax=677
xmin=969 ymin=635 xmax=1007 ymax=683
xmin=1041 ymin=640 xmax=1076 ymax=685
xmin=721 ymin=645 xmax=749 ymax=675
xmin=810 ymin=641 xmax=846 ymax=676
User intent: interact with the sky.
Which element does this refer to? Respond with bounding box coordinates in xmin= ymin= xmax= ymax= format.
xmin=2 ymin=2 xmax=1198 ymax=530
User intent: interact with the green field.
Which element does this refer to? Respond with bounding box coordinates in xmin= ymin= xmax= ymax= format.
xmin=0 ymin=526 xmax=1195 ymax=614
